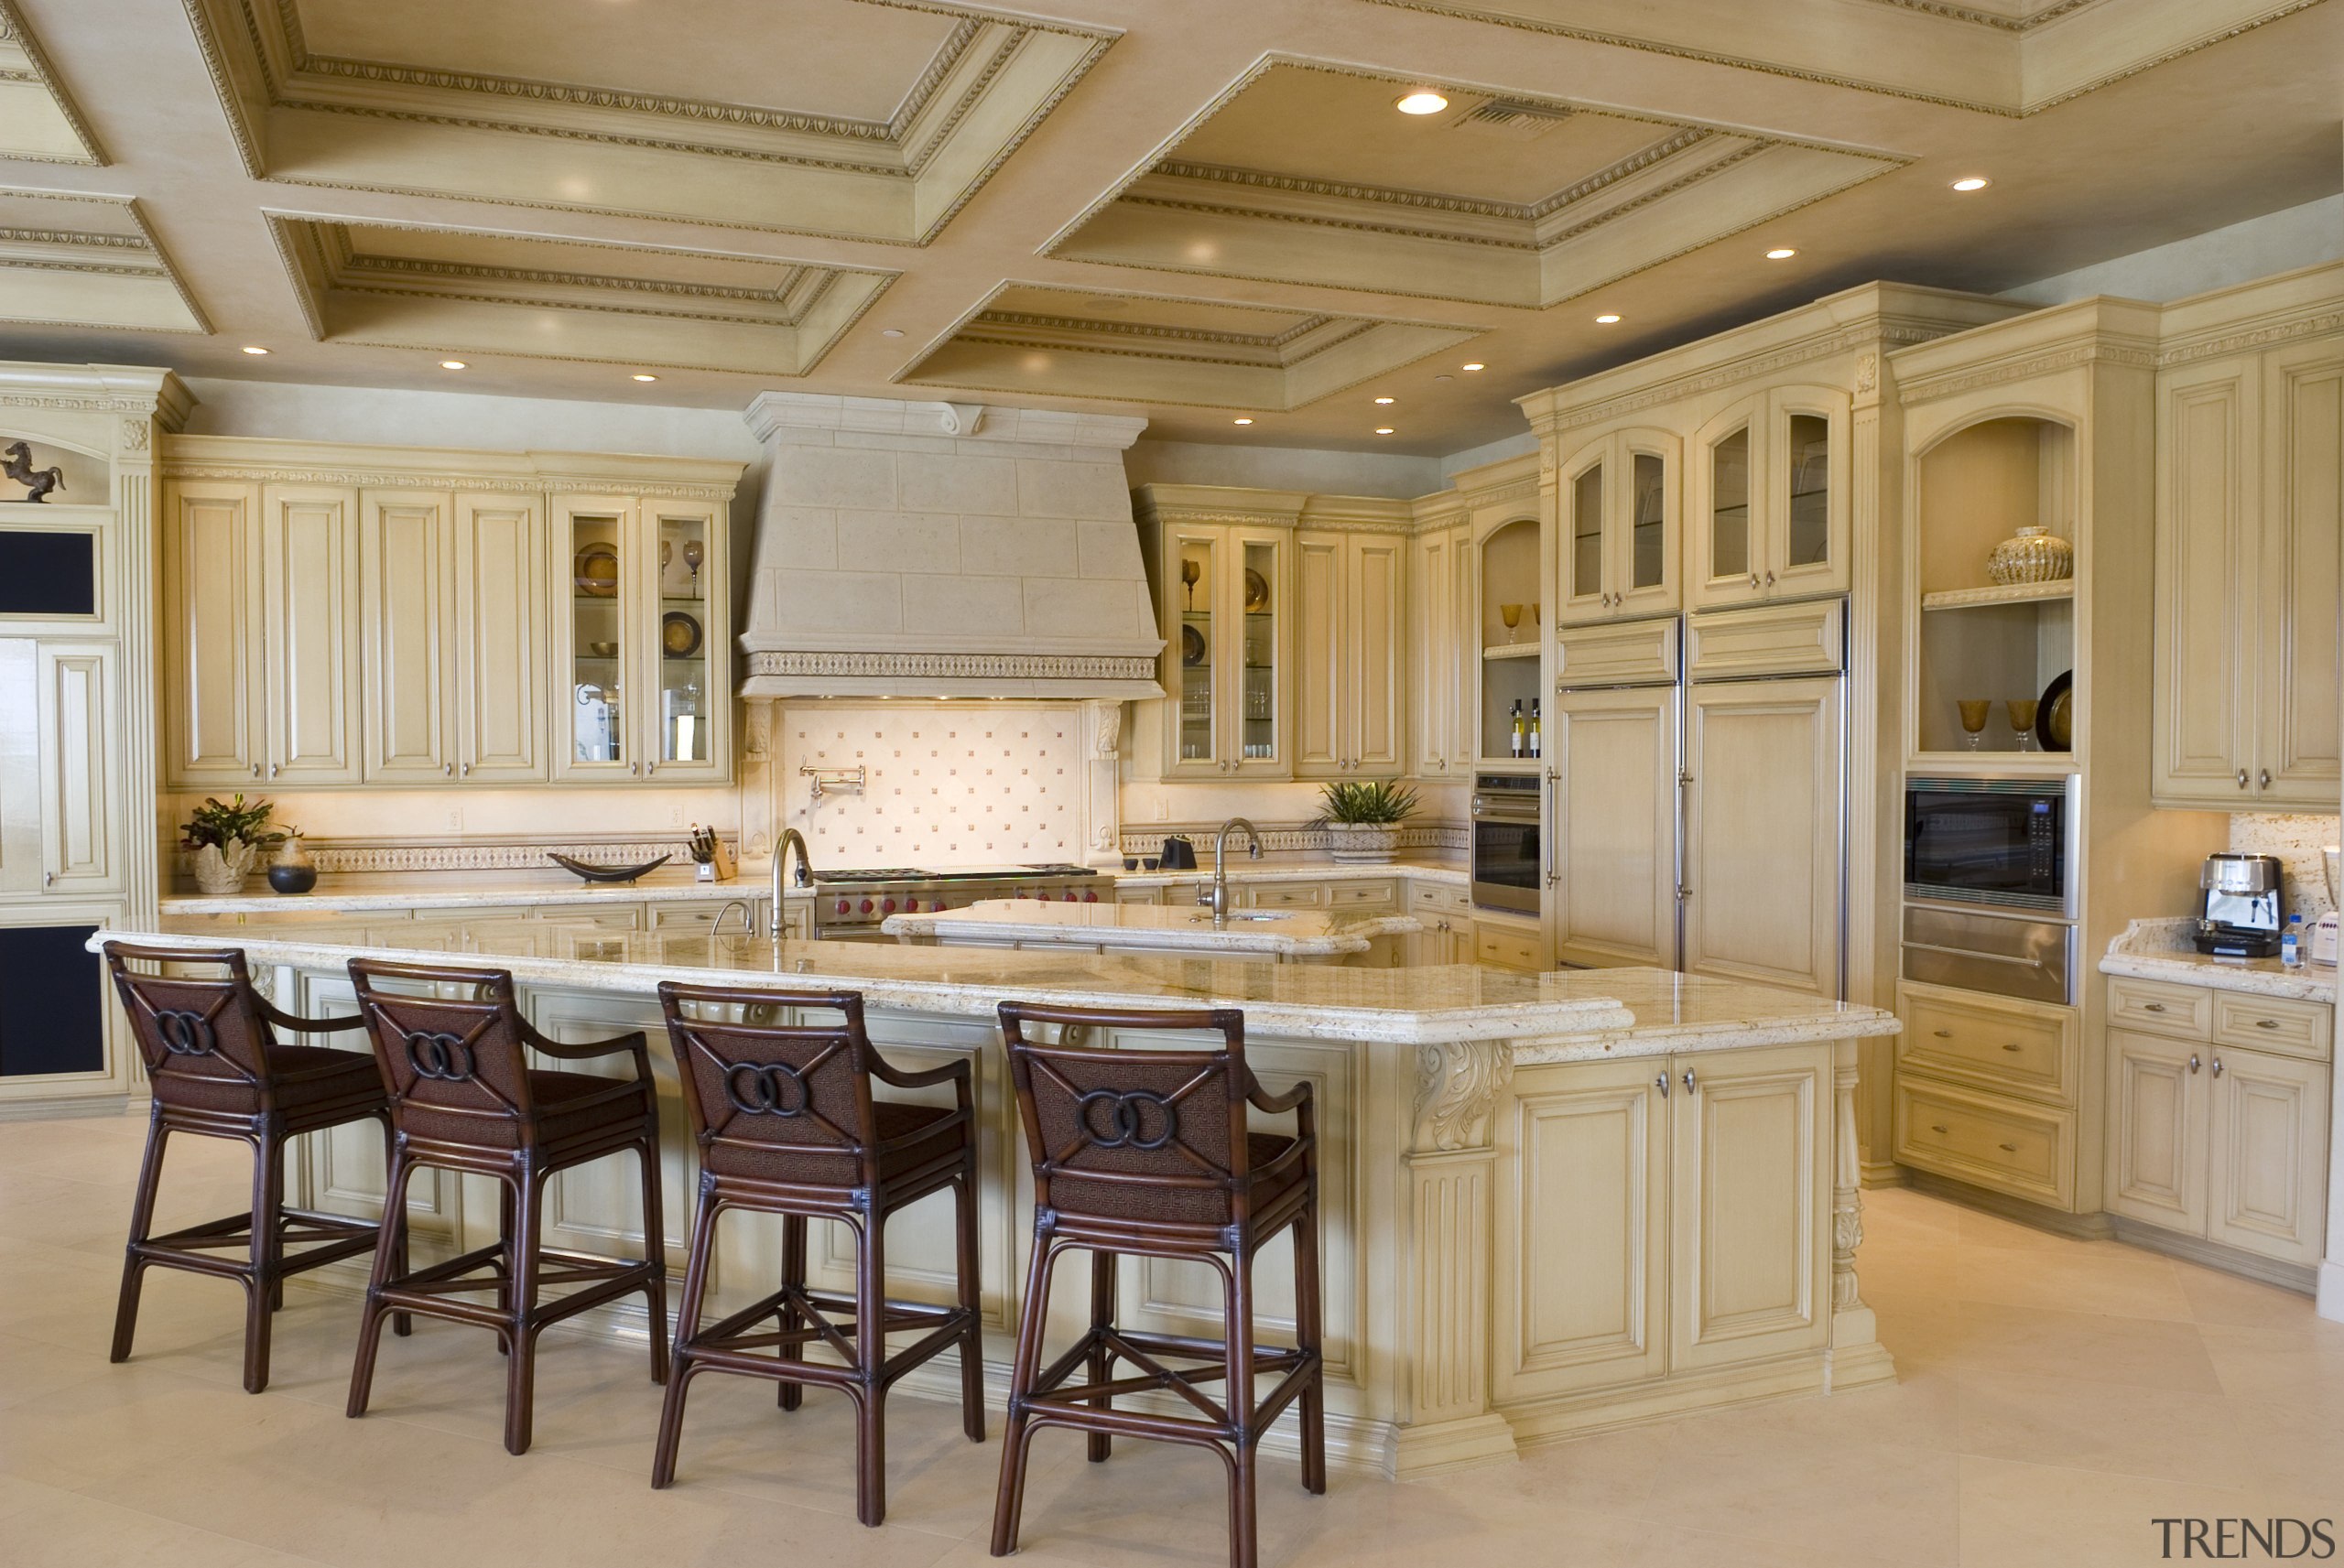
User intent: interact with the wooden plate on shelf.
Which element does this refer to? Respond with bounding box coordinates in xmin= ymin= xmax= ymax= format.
xmin=573 ymin=544 xmax=619 ymax=597
xmin=1181 ymin=623 xmax=1207 ymax=666
xmin=1243 ymin=568 xmax=1270 ymax=612
xmin=661 ymin=610 xmax=703 ymax=657
xmin=2036 ymin=670 xmax=2073 ymax=752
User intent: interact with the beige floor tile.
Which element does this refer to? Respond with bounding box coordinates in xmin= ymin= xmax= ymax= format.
xmin=2175 ymin=1261 xmax=2337 ymax=1335
xmin=2199 ymin=1321 xmax=2344 ymax=1412
xmin=0 ymin=1474 xmax=331 ymax=1568
xmin=1639 ymin=1421 xmax=1964 ymax=1565
xmin=1958 ymin=1453 xmax=2338 ymax=1568
xmin=1952 ymin=1240 xmax=2195 ymax=1322
xmin=1447 ymin=1422 xmax=1672 ymax=1517
xmin=1944 ymin=1300 xmax=2227 ymax=1393
xmin=1954 ymin=1368 xmax=2247 ymax=1485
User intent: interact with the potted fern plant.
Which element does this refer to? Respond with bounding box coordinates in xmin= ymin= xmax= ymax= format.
xmin=180 ymin=794 xmax=278 ymax=896
xmin=1314 ymin=779 xmax=1417 ymax=865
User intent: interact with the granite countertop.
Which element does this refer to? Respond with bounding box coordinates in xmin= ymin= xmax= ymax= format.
xmin=2099 ymin=918 xmax=2337 ymax=1004
xmin=1112 ymin=859 xmax=1467 ymax=890
xmin=883 ymin=899 xmax=1422 ymax=957
xmin=112 ymin=916 xmax=1899 ymax=1054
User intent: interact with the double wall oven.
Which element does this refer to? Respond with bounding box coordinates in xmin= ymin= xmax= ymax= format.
xmin=1901 ymin=775 xmax=2078 ymax=1003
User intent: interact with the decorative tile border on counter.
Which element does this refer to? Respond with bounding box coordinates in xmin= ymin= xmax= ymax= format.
xmin=168 ymin=834 xmax=738 ymax=879
xmin=1117 ymin=820 xmax=1468 ymax=857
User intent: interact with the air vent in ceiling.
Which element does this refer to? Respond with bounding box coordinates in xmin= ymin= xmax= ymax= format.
xmin=1454 ymin=99 xmax=1572 ymax=140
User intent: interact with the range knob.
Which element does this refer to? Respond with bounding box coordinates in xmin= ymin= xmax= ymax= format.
xmin=834 ymin=899 xmax=850 ymax=915
xmin=881 ymin=897 xmax=896 ymax=914
xmin=859 ymin=899 xmax=874 ymax=914
xmin=1062 ymin=891 xmax=1077 ymax=902
xmin=1082 ymin=889 xmax=1098 ymax=903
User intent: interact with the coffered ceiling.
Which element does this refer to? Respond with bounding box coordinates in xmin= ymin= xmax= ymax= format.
xmin=0 ymin=0 xmax=2334 ymax=453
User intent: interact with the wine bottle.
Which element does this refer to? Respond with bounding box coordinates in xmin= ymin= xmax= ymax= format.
xmin=1529 ymin=698 xmax=1542 ymax=760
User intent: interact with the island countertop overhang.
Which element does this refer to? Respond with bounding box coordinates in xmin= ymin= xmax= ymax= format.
xmin=95 ymin=920 xmax=1900 ymax=1054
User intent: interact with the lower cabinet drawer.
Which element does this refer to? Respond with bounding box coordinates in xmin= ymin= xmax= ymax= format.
xmin=1246 ymin=882 xmax=1326 ymax=910
xmin=1328 ymin=880 xmax=1397 ymax=911
xmin=1896 ymin=983 xmax=2076 ymax=1106
xmin=2106 ymin=975 xmax=2214 ymax=1040
xmin=2212 ymin=991 xmax=2332 ymax=1062
xmin=1894 ymin=1077 xmax=2075 ymax=1210
xmin=1475 ymin=924 xmax=1542 ymax=972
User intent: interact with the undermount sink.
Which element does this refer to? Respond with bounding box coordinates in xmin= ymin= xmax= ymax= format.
xmin=1186 ymin=910 xmax=1290 ymax=923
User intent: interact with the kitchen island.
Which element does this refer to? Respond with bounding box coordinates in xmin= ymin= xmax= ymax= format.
xmin=96 ymin=917 xmax=1901 ymax=1476
xmin=883 ymin=897 xmax=1420 ymax=963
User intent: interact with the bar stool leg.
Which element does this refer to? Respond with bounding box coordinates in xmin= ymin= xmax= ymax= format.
xmin=1086 ymin=1250 xmax=1116 ymax=1463
xmin=379 ymin=1116 xmax=411 ymax=1338
xmin=776 ymin=1212 xmax=807 ymax=1411
xmin=110 ymin=1113 xmax=170 ymax=1365
xmin=242 ymin=1126 xmax=284 ymax=1394
xmin=853 ymin=1211 xmax=888 ymax=1527
xmin=1224 ymin=1250 xmax=1259 ymax=1568
xmin=504 ymin=1166 xmax=545 ymax=1456
xmin=990 ymin=1231 xmax=1060 ymax=1558
xmin=650 ymin=1190 xmax=718 ymax=1488
xmin=637 ymin=1140 xmax=669 ymax=1387
xmin=1294 ymin=1205 xmax=1326 ymax=1496
xmin=349 ymin=1152 xmax=418 ymax=1419
xmin=953 ymin=1163 xmax=985 ymax=1443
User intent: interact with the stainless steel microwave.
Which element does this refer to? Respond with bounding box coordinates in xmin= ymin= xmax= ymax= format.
xmin=1904 ymin=775 xmax=2077 ymax=918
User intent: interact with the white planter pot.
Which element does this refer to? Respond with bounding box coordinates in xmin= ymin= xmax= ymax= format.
xmin=1324 ymin=824 xmax=1401 ymax=865
xmin=190 ymin=840 xmax=258 ymax=896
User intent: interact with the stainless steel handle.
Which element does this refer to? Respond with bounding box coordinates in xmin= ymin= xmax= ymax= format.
xmin=2253 ymin=1018 xmax=2281 ymax=1030
xmin=2143 ymin=1002 xmax=2167 ymax=1013
xmin=43 ymin=871 xmax=54 ymax=886
xmin=1903 ymin=939 xmax=2050 ymax=971
xmin=443 ymin=762 xmax=453 ymax=776
xmin=1682 ymin=1069 xmax=1696 ymax=1094
xmin=1543 ymin=773 xmax=1559 ymax=889
xmin=2258 ymin=768 xmax=2271 ymax=789
xmin=461 ymin=762 xmax=471 ymax=778
xmin=250 ymin=763 xmax=261 ymax=778
xmin=629 ymin=761 xmax=640 ymax=775
xmin=268 ymin=762 xmax=278 ymax=778
xmin=2237 ymin=769 xmax=2250 ymax=789
xmin=2189 ymin=1054 xmax=2200 ymax=1073
xmin=2211 ymin=1056 xmax=2224 ymax=1077
xmin=1656 ymin=1073 xmax=1669 ymax=1099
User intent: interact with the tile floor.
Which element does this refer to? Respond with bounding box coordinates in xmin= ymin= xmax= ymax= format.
xmin=3 ymin=1110 xmax=2340 ymax=1568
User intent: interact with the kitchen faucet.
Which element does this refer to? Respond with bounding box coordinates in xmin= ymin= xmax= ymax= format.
xmin=769 ymin=827 xmax=814 ymax=938
xmin=1199 ymin=816 xmax=1263 ymax=921
xmin=709 ymin=899 xmax=754 ymax=941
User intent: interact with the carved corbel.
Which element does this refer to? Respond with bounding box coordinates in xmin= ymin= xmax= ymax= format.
xmin=1412 ymin=1038 xmax=1514 ymax=1152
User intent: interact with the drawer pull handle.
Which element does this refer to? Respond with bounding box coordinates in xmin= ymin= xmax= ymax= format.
xmin=2252 ymin=1018 xmax=2281 ymax=1031
xmin=2212 ymin=1057 xmax=2224 ymax=1078
xmin=2143 ymin=1002 xmax=2167 ymax=1013
xmin=1930 ymin=1123 xmax=1950 ymax=1135
xmin=2002 ymin=1043 xmax=2023 ymax=1052
xmin=1997 ymin=1142 xmax=2017 ymax=1153
xmin=1933 ymin=1028 xmax=1953 ymax=1038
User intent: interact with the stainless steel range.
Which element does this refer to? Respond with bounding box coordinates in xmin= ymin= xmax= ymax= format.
xmin=811 ymin=864 xmax=1102 ymax=937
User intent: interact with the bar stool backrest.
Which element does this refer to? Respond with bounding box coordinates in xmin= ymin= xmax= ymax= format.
xmin=657 ymin=983 xmax=881 ymax=1187
xmin=997 ymin=1002 xmax=1258 ymax=1231
xmin=348 ymin=959 xmax=538 ymax=1146
xmin=103 ymin=943 xmax=277 ymax=1112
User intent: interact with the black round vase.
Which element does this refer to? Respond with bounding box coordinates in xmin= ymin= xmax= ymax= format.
xmin=266 ymin=863 xmax=317 ymax=895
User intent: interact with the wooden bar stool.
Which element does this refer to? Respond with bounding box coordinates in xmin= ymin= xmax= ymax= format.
xmin=344 ymin=958 xmax=668 ymax=1455
xmin=991 ymin=1001 xmax=1324 ymax=1568
xmin=649 ymin=982 xmax=983 ymax=1526
xmin=102 ymin=942 xmax=396 ymax=1394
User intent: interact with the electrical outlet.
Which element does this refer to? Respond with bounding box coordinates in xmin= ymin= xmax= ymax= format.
xmin=446 ymin=807 xmax=462 ymax=832
xmin=669 ymin=804 xmax=685 ymax=827
xmin=1154 ymin=800 xmax=1169 ymax=821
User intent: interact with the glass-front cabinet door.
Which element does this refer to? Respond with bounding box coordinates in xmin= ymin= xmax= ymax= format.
xmin=555 ymin=496 xmax=635 ymax=780
xmin=1156 ymin=524 xmax=1289 ymax=778
xmin=1612 ymin=427 xmax=1679 ymax=619
xmin=644 ymin=500 xmax=726 ymax=782
xmin=1688 ymin=398 xmax=1763 ymax=609
xmin=1166 ymin=527 xmax=1221 ymax=776
xmin=1765 ymin=387 xmax=1850 ymax=600
xmin=1557 ymin=439 xmax=1609 ymax=625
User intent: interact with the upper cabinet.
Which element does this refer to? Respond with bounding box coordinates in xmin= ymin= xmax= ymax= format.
xmin=1295 ymin=528 xmax=1405 ymax=779
xmin=1687 ymin=386 xmax=1850 ymax=610
xmin=1136 ymin=514 xmax=1291 ymax=780
xmin=1409 ymin=519 xmax=1474 ymax=778
xmin=2154 ymin=338 xmax=2342 ymax=810
xmin=160 ymin=440 xmax=743 ymax=791
xmin=1558 ymin=427 xmax=1679 ymax=625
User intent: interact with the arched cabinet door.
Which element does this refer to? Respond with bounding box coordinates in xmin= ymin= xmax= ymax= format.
xmin=1764 ymin=385 xmax=1850 ymax=602
xmin=1686 ymin=396 xmax=1763 ymax=611
xmin=1611 ymin=426 xmax=1681 ymax=621
xmin=1556 ymin=433 xmax=1611 ymax=627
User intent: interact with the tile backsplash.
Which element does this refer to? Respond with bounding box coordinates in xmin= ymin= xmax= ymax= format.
xmin=779 ymin=703 xmax=1082 ymax=869
xmin=2229 ymin=813 xmax=2340 ymax=920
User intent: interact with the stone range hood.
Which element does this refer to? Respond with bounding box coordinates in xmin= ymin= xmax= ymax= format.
xmin=738 ymin=392 xmax=1165 ymax=700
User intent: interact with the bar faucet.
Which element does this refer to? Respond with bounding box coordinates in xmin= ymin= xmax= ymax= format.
xmin=770 ymin=827 xmax=814 ymax=939
xmin=709 ymin=900 xmax=754 ymax=941
xmin=1199 ymin=816 xmax=1263 ymax=921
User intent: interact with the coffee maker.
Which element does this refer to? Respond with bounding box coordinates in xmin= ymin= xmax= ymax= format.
xmin=2196 ymin=852 xmax=2285 ymax=957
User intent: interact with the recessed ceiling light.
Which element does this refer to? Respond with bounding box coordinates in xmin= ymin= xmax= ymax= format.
xmin=1950 ymin=177 xmax=1990 ymax=191
xmin=240 ymin=345 xmax=269 ymax=355
xmin=1594 ymin=314 xmax=1622 ymax=325
xmin=633 ymin=373 xmax=657 ymax=382
xmin=440 ymin=360 xmax=467 ymax=370
xmin=1765 ymin=247 xmax=1798 ymax=260
xmin=1374 ymin=427 xmax=1395 ymax=436
xmin=1232 ymin=416 xmax=1253 ymax=426
xmin=1461 ymin=362 xmax=1485 ymax=372
xmin=1373 ymin=395 xmax=1394 ymax=405
xmin=880 ymin=328 xmax=906 ymax=339
xmin=1433 ymin=373 xmax=1453 ymax=383
xmin=1394 ymin=91 xmax=1449 ymax=115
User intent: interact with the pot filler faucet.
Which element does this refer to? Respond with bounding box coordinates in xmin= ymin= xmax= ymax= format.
xmin=1199 ymin=817 xmax=1263 ymax=922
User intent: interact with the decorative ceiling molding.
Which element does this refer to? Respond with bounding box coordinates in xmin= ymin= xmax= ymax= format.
xmin=903 ymin=282 xmax=1487 ymax=412
xmin=179 ymin=0 xmax=1116 ymax=243
xmin=0 ymin=190 xmax=209 ymax=334
xmin=0 ymin=0 xmax=104 ymax=163
xmin=1356 ymin=0 xmax=2322 ymax=116
xmin=267 ymin=215 xmax=895 ymax=375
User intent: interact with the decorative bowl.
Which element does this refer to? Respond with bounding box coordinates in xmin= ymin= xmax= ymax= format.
xmin=548 ymin=852 xmax=671 ymax=883
xmin=1986 ymin=524 xmax=2073 ymax=585
xmin=586 ymin=641 xmax=618 ymax=658
xmin=573 ymin=544 xmax=620 ymax=597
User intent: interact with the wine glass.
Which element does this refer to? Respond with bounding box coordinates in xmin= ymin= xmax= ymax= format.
xmin=1180 ymin=557 xmax=1202 ymax=610
xmin=1531 ymin=601 xmax=1542 ymax=629
xmin=681 ymin=539 xmax=705 ymax=597
xmin=1958 ymin=698 xmax=1991 ymax=752
xmin=1499 ymin=603 xmax=1524 ymax=643
xmin=660 ymin=538 xmax=672 ymax=581
xmin=2005 ymin=698 xmax=2039 ymax=753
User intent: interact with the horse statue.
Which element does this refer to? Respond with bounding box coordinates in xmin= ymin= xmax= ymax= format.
xmin=3 ymin=441 xmax=66 ymax=503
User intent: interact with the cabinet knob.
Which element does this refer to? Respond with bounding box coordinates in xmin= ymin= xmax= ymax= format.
xmin=1655 ymin=1073 xmax=1670 ymax=1099
xmin=1682 ymin=1069 xmax=1697 ymax=1094
xmin=461 ymin=762 xmax=472 ymax=777
xmin=1749 ymin=572 xmax=1760 ymax=589
xmin=43 ymin=871 xmax=54 ymax=887
xmin=268 ymin=762 xmax=278 ymax=778
xmin=442 ymin=762 xmax=453 ymax=776
xmin=1764 ymin=570 xmax=1775 ymax=586
xmin=250 ymin=763 xmax=261 ymax=779
xmin=2189 ymin=1053 xmax=2200 ymax=1073
xmin=2143 ymin=1002 xmax=2166 ymax=1013
xmin=1933 ymin=1028 xmax=1952 ymax=1038
xmin=2258 ymin=768 xmax=2271 ymax=790
xmin=1997 ymin=1142 xmax=2017 ymax=1153
xmin=2002 ymin=1043 xmax=2023 ymax=1052
xmin=1930 ymin=1123 xmax=1949 ymax=1134
xmin=2237 ymin=769 xmax=2250 ymax=789
xmin=2253 ymin=1018 xmax=2280 ymax=1030
xmin=2211 ymin=1056 xmax=2224 ymax=1077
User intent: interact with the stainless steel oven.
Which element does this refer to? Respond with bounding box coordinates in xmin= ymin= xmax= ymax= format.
xmin=1901 ymin=904 xmax=2075 ymax=1005
xmin=1904 ymin=775 xmax=2077 ymax=918
xmin=1470 ymin=773 xmax=1542 ymax=915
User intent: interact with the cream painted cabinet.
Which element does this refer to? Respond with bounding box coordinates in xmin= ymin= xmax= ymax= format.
xmin=162 ymin=480 xmax=363 ymax=787
xmin=1409 ymin=524 xmax=1475 ymax=780
xmin=1141 ymin=518 xmax=1292 ymax=780
xmin=2107 ymin=1028 xmax=2208 ymax=1235
xmin=1680 ymin=676 xmax=1842 ymax=997
xmin=2154 ymin=341 xmax=2343 ymax=809
xmin=1296 ymin=529 xmax=1405 ymax=780
xmin=360 ymin=490 xmax=547 ymax=784
xmin=1496 ymin=1041 xmax=1829 ymax=1404
xmin=0 ymin=639 xmax=116 ymax=898
xmin=1558 ymin=427 xmax=1678 ymax=626
xmin=2205 ymin=1044 xmax=2329 ymax=1265
xmin=1551 ymin=685 xmax=1678 ymax=969
xmin=1687 ymin=387 xmax=1850 ymax=610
